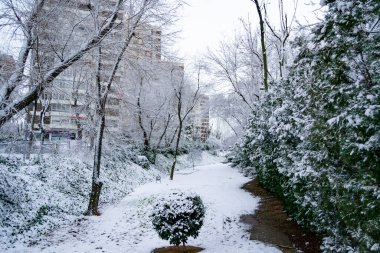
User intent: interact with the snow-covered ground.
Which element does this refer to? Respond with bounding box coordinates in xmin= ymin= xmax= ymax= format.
xmin=6 ymin=153 xmax=280 ymax=253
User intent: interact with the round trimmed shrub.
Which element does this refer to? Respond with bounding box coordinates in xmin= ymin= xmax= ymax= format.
xmin=151 ymin=191 xmax=205 ymax=246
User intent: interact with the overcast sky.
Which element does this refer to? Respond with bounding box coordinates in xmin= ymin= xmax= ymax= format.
xmin=173 ymin=0 xmax=322 ymax=61
xmin=171 ymin=0 xmax=323 ymax=136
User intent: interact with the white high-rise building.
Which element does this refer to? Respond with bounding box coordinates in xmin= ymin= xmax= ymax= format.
xmin=26 ymin=0 xmax=162 ymax=141
xmin=192 ymin=95 xmax=210 ymax=142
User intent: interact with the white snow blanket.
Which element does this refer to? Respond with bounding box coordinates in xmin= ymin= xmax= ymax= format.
xmin=8 ymin=155 xmax=280 ymax=253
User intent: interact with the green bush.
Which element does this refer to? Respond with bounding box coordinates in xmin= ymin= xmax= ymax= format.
xmin=151 ymin=192 xmax=205 ymax=246
xmin=233 ymin=1 xmax=380 ymax=251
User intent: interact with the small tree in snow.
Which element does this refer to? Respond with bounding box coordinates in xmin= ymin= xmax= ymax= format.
xmin=187 ymin=149 xmax=202 ymax=169
xmin=151 ymin=192 xmax=205 ymax=246
xmin=169 ymin=65 xmax=201 ymax=180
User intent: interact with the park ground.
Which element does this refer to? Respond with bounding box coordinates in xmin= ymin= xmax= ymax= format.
xmin=7 ymin=153 xmax=319 ymax=253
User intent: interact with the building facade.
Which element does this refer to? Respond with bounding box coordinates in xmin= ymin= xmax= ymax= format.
xmin=26 ymin=0 xmax=162 ymax=142
xmin=26 ymin=0 xmax=210 ymax=144
xmin=192 ymin=95 xmax=210 ymax=142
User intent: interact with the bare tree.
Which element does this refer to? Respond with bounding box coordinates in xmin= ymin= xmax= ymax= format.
xmin=209 ymin=93 xmax=249 ymax=137
xmin=86 ymin=0 xmax=151 ymax=215
xmin=264 ymin=0 xmax=298 ymax=79
xmin=251 ymin=0 xmax=269 ymax=91
xmin=0 ymin=0 xmax=126 ymax=127
xmin=135 ymin=74 xmax=169 ymax=151
xmin=156 ymin=112 xmax=174 ymax=149
xmin=207 ymin=40 xmax=259 ymax=111
xmin=206 ymin=33 xmax=260 ymax=135
xmin=122 ymin=60 xmax=180 ymax=152
xmin=169 ymin=65 xmax=201 ymax=180
xmin=137 ymin=77 xmax=150 ymax=150
xmin=86 ymin=0 xmax=184 ymax=215
xmin=207 ymin=0 xmax=300 ymax=140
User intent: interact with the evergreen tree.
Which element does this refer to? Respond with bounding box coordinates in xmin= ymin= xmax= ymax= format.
xmin=236 ymin=1 xmax=380 ymax=251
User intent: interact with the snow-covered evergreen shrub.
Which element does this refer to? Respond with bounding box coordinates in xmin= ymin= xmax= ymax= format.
xmin=234 ymin=0 xmax=380 ymax=252
xmin=136 ymin=155 xmax=150 ymax=169
xmin=0 ymin=148 xmax=162 ymax=249
xmin=151 ymin=191 xmax=205 ymax=246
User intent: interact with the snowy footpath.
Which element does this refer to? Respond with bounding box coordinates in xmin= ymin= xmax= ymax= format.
xmin=9 ymin=155 xmax=280 ymax=253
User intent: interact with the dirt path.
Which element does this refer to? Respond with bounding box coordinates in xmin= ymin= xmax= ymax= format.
xmin=241 ymin=178 xmax=322 ymax=253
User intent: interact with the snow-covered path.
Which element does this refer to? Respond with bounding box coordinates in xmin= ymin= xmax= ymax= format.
xmin=12 ymin=156 xmax=281 ymax=253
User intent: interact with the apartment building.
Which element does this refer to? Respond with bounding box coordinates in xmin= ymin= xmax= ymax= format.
xmin=0 ymin=53 xmax=16 ymax=83
xmin=26 ymin=0 xmax=210 ymax=144
xmin=26 ymin=0 xmax=162 ymax=141
xmin=192 ymin=95 xmax=210 ymax=142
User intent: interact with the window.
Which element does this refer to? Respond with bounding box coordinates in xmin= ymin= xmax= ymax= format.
xmin=101 ymin=10 xmax=112 ymax=17
xmin=52 ymin=92 xmax=70 ymax=101
xmin=105 ymin=108 xmax=119 ymax=116
xmin=41 ymin=93 xmax=51 ymax=100
xmin=51 ymin=118 xmax=69 ymax=124
xmin=51 ymin=103 xmax=71 ymax=112
xmin=108 ymin=98 xmax=120 ymax=105
xmin=78 ymin=3 xmax=93 ymax=11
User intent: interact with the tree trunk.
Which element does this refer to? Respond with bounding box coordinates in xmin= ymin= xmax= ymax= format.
xmin=84 ymin=0 xmax=150 ymax=216
xmin=87 ymin=180 xmax=103 ymax=216
xmin=156 ymin=113 xmax=172 ymax=149
xmin=26 ymin=99 xmax=38 ymax=160
xmin=168 ymin=126 xmax=178 ymax=147
xmin=252 ymin=0 xmax=268 ymax=91
xmin=86 ymin=43 xmax=105 ymax=216
xmin=170 ymin=121 xmax=182 ymax=180
xmin=72 ymin=82 xmax=82 ymax=140
xmin=38 ymin=101 xmax=49 ymax=158
xmin=137 ymin=77 xmax=150 ymax=150
xmin=86 ymin=113 xmax=106 ymax=216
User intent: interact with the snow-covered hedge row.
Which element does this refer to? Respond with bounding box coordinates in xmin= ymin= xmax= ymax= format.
xmin=0 ymin=148 xmax=162 ymax=249
xmin=233 ymin=1 xmax=380 ymax=252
